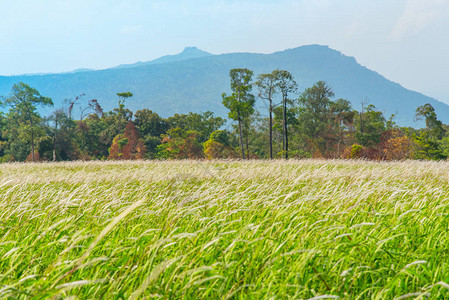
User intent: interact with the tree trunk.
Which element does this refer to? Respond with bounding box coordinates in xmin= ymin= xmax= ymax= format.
xmin=337 ymin=120 xmax=342 ymax=158
xmin=53 ymin=119 xmax=58 ymax=162
xmin=282 ymin=112 xmax=285 ymax=154
xmin=52 ymin=136 xmax=56 ymax=161
xmin=237 ymin=110 xmax=245 ymax=159
xmin=30 ymin=116 xmax=35 ymax=162
xmin=269 ymin=103 xmax=273 ymax=159
xmin=31 ymin=133 xmax=35 ymax=162
xmin=360 ymin=103 xmax=365 ymax=134
xmin=283 ymin=94 xmax=288 ymax=159
xmin=246 ymin=132 xmax=249 ymax=159
xmin=337 ymin=138 xmax=341 ymax=158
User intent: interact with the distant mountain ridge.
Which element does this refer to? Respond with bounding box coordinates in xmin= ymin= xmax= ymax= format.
xmin=0 ymin=44 xmax=447 ymax=127
xmin=110 ymin=46 xmax=213 ymax=69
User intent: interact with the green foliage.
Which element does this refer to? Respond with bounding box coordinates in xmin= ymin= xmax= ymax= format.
xmin=37 ymin=136 xmax=54 ymax=160
xmin=411 ymin=104 xmax=446 ymax=160
xmin=274 ymin=70 xmax=298 ymax=159
xmin=44 ymin=109 xmax=78 ymax=161
xmin=0 ymin=153 xmax=14 ymax=163
xmin=255 ymin=72 xmax=278 ymax=105
xmin=203 ymin=130 xmax=236 ymax=159
xmin=117 ymin=91 xmax=133 ymax=99
xmin=438 ymin=136 xmax=449 ymax=158
xmin=143 ymin=135 xmax=162 ymax=158
xmin=296 ymin=81 xmax=353 ymax=157
xmin=118 ymin=137 xmax=129 ymax=149
xmin=221 ymin=80 xmax=255 ymax=122
xmin=255 ymin=71 xmax=279 ymax=158
xmin=157 ymin=127 xmax=204 ymax=159
xmin=354 ymin=104 xmax=386 ymax=147
xmin=134 ymin=109 xmax=169 ymax=138
xmin=3 ymin=82 xmax=53 ymax=111
xmin=1 ymin=82 xmax=53 ymax=161
xmin=222 ymin=68 xmax=255 ymax=159
xmin=166 ymin=111 xmax=225 ymax=143
xmin=91 ymin=106 xmax=134 ymax=157
xmin=116 ymin=92 xmax=134 ymax=121
xmin=117 ymin=91 xmax=133 ymax=106
xmin=209 ymin=130 xmax=230 ymax=146
xmin=416 ymin=103 xmax=445 ymax=140
xmin=0 ymin=73 xmax=448 ymax=162
xmin=413 ymin=132 xmax=446 ymax=160
xmin=108 ymin=122 xmax=146 ymax=160
xmin=349 ymin=144 xmax=363 ymax=158
xmin=416 ymin=103 xmax=444 ymax=140
xmin=298 ymin=81 xmax=335 ymax=138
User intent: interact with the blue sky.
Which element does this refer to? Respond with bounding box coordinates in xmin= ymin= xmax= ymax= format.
xmin=1 ymin=0 xmax=448 ymax=103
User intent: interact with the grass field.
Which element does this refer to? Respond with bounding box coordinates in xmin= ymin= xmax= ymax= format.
xmin=1 ymin=160 xmax=449 ymax=299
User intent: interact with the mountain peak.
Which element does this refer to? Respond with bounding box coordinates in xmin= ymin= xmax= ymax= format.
xmin=110 ymin=47 xmax=212 ymax=70
xmin=179 ymin=46 xmax=212 ymax=57
xmin=283 ymin=44 xmax=339 ymax=55
xmin=182 ymin=46 xmax=204 ymax=53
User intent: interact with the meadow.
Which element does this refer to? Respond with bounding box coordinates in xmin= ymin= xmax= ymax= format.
xmin=1 ymin=160 xmax=449 ymax=299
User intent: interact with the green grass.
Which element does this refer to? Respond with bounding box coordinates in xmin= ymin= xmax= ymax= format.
xmin=1 ymin=160 xmax=449 ymax=299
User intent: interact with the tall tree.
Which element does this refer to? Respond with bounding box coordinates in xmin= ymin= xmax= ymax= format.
xmin=1 ymin=83 xmax=53 ymax=162
xmin=256 ymin=71 xmax=279 ymax=159
xmin=298 ymin=81 xmax=334 ymax=156
xmin=66 ymin=93 xmax=85 ymax=120
xmin=116 ymin=92 xmax=133 ymax=120
xmin=0 ymin=112 xmax=5 ymax=159
xmin=46 ymin=109 xmax=76 ymax=161
xmin=330 ymin=99 xmax=354 ymax=157
xmin=222 ymin=68 xmax=255 ymax=159
xmin=354 ymin=103 xmax=386 ymax=147
xmin=275 ymin=70 xmax=297 ymax=159
xmin=416 ymin=103 xmax=444 ymax=140
xmin=413 ymin=103 xmax=446 ymax=160
xmin=93 ymin=92 xmax=134 ymax=156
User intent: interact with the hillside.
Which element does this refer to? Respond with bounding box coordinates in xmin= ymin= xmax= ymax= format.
xmin=0 ymin=45 xmax=447 ymax=127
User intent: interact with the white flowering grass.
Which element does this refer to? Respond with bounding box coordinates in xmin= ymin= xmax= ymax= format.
xmin=1 ymin=160 xmax=449 ymax=298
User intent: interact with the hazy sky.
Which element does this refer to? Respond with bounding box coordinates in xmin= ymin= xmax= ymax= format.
xmin=1 ymin=0 xmax=448 ymax=102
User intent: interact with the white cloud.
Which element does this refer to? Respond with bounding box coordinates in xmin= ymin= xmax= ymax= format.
xmin=391 ymin=0 xmax=449 ymax=39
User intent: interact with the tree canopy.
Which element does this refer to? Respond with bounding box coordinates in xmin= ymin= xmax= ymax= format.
xmin=0 ymin=76 xmax=446 ymax=162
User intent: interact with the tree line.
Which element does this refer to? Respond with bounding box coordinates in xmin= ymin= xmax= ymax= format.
xmin=0 ymin=69 xmax=448 ymax=162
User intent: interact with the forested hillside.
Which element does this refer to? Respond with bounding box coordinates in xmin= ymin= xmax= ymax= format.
xmin=1 ymin=70 xmax=448 ymax=162
xmin=0 ymin=45 xmax=447 ymax=127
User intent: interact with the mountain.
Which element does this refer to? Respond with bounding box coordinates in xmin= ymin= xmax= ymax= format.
xmin=110 ymin=46 xmax=213 ymax=69
xmin=0 ymin=45 xmax=447 ymax=127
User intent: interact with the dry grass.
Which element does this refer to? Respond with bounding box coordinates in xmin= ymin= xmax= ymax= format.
xmin=1 ymin=159 xmax=449 ymax=299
